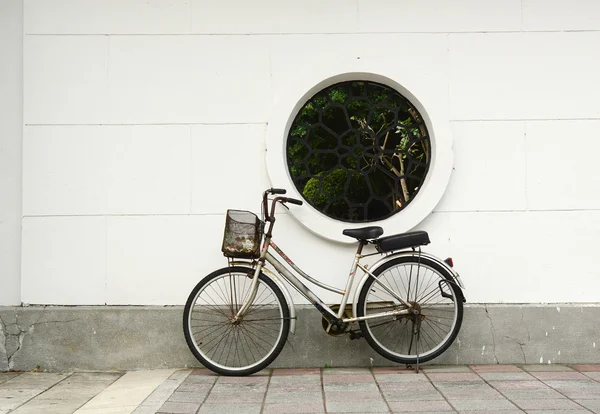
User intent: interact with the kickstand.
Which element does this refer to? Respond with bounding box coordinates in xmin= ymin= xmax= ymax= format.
xmin=405 ymin=318 xmax=421 ymax=373
xmin=415 ymin=321 xmax=421 ymax=373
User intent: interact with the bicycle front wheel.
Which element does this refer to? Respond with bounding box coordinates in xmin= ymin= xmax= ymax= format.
xmin=183 ymin=266 xmax=290 ymax=376
xmin=357 ymin=256 xmax=463 ymax=365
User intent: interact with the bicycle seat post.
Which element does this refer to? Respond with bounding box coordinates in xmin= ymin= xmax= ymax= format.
xmin=336 ymin=240 xmax=366 ymax=319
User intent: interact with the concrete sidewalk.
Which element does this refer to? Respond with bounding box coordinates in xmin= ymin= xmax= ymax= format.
xmin=1 ymin=365 xmax=599 ymax=414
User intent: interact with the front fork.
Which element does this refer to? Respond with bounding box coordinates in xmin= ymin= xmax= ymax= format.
xmin=232 ymin=260 xmax=263 ymax=322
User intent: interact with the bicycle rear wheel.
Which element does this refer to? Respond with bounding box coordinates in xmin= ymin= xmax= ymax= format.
xmin=183 ymin=266 xmax=289 ymax=376
xmin=357 ymin=256 xmax=463 ymax=365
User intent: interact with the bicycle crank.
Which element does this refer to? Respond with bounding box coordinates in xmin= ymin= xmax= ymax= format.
xmin=321 ymin=304 xmax=352 ymax=336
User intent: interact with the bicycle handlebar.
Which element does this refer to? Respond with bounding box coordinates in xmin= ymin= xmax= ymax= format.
xmin=262 ymin=189 xmax=303 ymax=223
xmin=283 ymin=197 xmax=303 ymax=206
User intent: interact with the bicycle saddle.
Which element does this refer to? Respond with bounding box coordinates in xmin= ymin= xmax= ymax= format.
xmin=342 ymin=226 xmax=384 ymax=240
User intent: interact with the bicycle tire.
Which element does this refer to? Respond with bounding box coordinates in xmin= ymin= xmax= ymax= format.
xmin=183 ymin=266 xmax=290 ymax=376
xmin=357 ymin=256 xmax=463 ymax=365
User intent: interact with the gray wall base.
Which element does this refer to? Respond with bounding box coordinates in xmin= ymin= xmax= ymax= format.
xmin=1 ymin=304 xmax=599 ymax=371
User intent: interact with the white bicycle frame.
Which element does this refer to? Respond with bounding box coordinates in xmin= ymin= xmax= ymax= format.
xmin=232 ymin=233 xmax=460 ymax=334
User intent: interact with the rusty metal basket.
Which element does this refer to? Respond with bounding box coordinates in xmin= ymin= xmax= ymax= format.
xmin=221 ymin=210 xmax=264 ymax=259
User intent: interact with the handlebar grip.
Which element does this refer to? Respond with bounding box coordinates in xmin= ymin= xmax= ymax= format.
xmin=270 ymin=188 xmax=287 ymax=195
xmin=285 ymin=198 xmax=303 ymax=206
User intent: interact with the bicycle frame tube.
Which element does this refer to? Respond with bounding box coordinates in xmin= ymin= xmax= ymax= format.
xmin=266 ymin=241 xmax=411 ymax=323
xmin=235 ymin=234 xmax=414 ymax=324
xmin=266 ymin=251 xmax=339 ymax=321
xmin=268 ymin=241 xmax=344 ymax=295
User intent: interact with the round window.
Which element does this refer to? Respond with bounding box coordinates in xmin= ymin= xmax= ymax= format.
xmin=286 ymin=81 xmax=431 ymax=223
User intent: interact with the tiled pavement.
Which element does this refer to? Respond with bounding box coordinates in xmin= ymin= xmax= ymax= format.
xmin=1 ymin=365 xmax=600 ymax=414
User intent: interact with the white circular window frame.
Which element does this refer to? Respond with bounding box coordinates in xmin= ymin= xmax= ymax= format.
xmin=266 ymin=58 xmax=453 ymax=244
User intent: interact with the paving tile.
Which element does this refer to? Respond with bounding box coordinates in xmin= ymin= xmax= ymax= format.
xmin=388 ymin=399 xmax=454 ymax=412
xmin=322 ymin=368 xmax=371 ymax=375
xmin=189 ymin=369 xmax=220 ymax=377
xmin=215 ymin=376 xmax=269 ymax=385
xmin=0 ymin=389 xmax=47 ymax=410
xmin=552 ymin=388 xmax=600 ymax=400
xmin=378 ymin=381 xmax=437 ymax=392
xmin=448 ymin=398 xmax=518 ymax=411
xmin=374 ymin=373 xmax=429 ymax=382
xmin=66 ymin=372 xmax=123 ymax=382
xmin=582 ymin=372 xmax=600 ymax=381
xmin=0 ymin=388 xmax=55 ymax=398
xmin=182 ymin=374 xmax=216 ymax=384
xmin=460 ymin=411 xmax=523 ymax=414
xmin=489 ymin=380 xmax=551 ymax=390
xmin=524 ymin=411 xmax=589 ymax=414
xmin=543 ymin=379 xmax=600 ymax=398
xmin=269 ymin=377 xmax=321 ymax=388
xmin=422 ymin=365 xmax=474 ymax=373
xmin=326 ymin=391 xmax=384 ymax=402
xmin=0 ymin=373 xmax=23 ymax=385
xmin=371 ymin=367 xmax=415 ymax=374
xmin=11 ymin=399 xmax=85 ymax=414
xmin=142 ymin=386 xmax=179 ymax=404
xmin=382 ymin=388 xmax=444 ymax=402
xmin=211 ymin=383 xmax=266 ymax=394
xmin=272 ymin=368 xmax=321 ymax=376
xmin=530 ymin=371 xmax=590 ymax=380
xmin=140 ymin=371 xmax=196 ymax=413
xmin=75 ymin=369 xmax=176 ymax=413
xmin=264 ymin=391 xmax=323 ymax=404
xmin=427 ymin=372 xmax=482 ymax=382
xmin=132 ymin=406 xmax=159 ymax=414
xmin=545 ymin=379 xmax=600 ymax=387
xmin=35 ymin=384 xmax=109 ymax=400
xmin=176 ymin=383 xmax=214 ymax=393
xmin=0 ymin=373 xmax=69 ymax=390
xmin=198 ymin=403 xmax=262 ymax=413
xmin=80 ymin=406 xmax=140 ymax=414
xmin=324 ymin=382 xmax=379 ymax=392
xmin=571 ymin=364 xmax=600 ymax=372
xmin=263 ymin=402 xmax=324 ymax=413
xmin=157 ymin=401 xmax=201 ymax=414
xmin=267 ymin=382 xmax=322 ymax=392
xmin=167 ymin=391 xmax=207 ymax=403
xmin=511 ymin=399 xmax=582 ymax=410
xmin=470 ymin=365 xmax=523 ymax=373
xmin=166 ymin=370 xmax=193 ymax=382
xmin=435 ymin=383 xmax=505 ymax=400
xmin=575 ymin=399 xmax=600 ymax=412
xmin=500 ymin=388 xmax=566 ymax=400
xmin=204 ymin=391 xmax=265 ymax=403
xmin=520 ymin=364 xmax=574 ymax=372
xmin=478 ymin=372 xmax=535 ymax=381
xmin=323 ymin=374 xmax=376 ymax=384
xmin=326 ymin=399 xmax=389 ymax=413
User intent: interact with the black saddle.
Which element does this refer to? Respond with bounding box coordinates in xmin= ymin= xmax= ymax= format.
xmin=342 ymin=226 xmax=430 ymax=252
xmin=342 ymin=226 xmax=383 ymax=240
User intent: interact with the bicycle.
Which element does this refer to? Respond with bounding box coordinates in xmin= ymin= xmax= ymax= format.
xmin=183 ymin=188 xmax=466 ymax=376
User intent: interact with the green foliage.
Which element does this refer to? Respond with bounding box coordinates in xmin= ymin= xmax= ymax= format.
xmin=286 ymin=81 xmax=430 ymax=222
xmin=302 ymin=169 xmax=348 ymax=206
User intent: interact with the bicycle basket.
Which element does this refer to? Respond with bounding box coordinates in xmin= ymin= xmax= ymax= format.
xmin=221 ymin=210 xmax=264 ymax=259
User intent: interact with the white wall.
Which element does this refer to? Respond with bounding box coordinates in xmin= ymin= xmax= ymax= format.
xmin=18 ymin=0 xmax=600 ymax=305
xmin=0 ymin=0 xmax=23 ymax=305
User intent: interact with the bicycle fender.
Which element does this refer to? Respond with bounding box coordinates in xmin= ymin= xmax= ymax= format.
xmin=229 ymin=261 xmax=296 ymax=334
xmin=352 ymin=251 xmax=465 ymax=318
